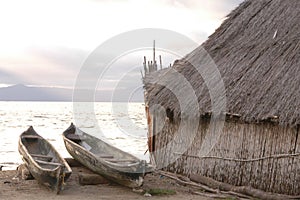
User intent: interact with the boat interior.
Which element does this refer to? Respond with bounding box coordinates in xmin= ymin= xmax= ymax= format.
xmin=21 ymin=135 xmax=63 ymax=170
xmin=65 ymin=133 xmax=139 ymax=165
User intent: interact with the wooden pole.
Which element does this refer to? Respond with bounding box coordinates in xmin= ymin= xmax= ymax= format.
xmin=150 ymin=61 xmax=153 ymax=72
xmin=148 ymin=61 xmax=151 ymax=73
xmin=153 ymin=40 xmax=156 ymax=66
xmin=143 ymin=56 xmax=147 ymax=75
xmin=153 ymin=40 xmax=158 ymax=71
xmin=159 ymin=55 xmax=162 ymax=70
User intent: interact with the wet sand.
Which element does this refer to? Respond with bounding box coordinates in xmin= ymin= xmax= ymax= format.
xmin=0 ymin=167 xmax=214 ymax=200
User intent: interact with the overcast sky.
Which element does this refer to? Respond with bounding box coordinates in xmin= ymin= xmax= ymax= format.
xmin=0 ymin=0 xmax=243 ymax=90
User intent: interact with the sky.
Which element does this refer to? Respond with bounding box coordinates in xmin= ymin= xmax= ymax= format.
xmin=0 ymin=0 xmax=243 ymax=90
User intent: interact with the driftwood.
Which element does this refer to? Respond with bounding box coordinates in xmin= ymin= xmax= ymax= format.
xmin=78 ymin=173 xmax=110 ymax=185
xmin=190 ymin=174 xmax=300 ymax=200
xmin=158 ymin=171 xmax=220 ymax=193
xmin=159 ymin=171 xmax=251 ymax=199
xmin=158 ymin=170 xmax=300 ymax=200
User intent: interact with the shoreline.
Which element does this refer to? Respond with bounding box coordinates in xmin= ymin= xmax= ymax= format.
xmin=0 ymin=166 xmax=213 ymax=200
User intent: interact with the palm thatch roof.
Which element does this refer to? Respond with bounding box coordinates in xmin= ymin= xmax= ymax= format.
xmin=144 ymin=0 xmax=300 ymax=126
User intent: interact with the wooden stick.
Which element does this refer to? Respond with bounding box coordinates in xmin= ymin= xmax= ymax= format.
xmin=35 ymin=159 xmax=62 ymax=166
xmin=97 ymin=154 xmax=114 ymax=159
xmin=22 ymin=135 xmax=41 ymax=139
xmin=140 ymin=70 xmax=144 ymax=79
xmin=143 ymin=56 xmax=147 ymax=74
xmin=105 ymin=159 xmax=136 ymax=163
xmin=31 ymin=154 xmax=53 ymax=159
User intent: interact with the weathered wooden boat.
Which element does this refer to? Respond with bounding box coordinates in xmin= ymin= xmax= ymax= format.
xmin=18 ymin=126 xmax=72 ymax=194
xmin=63 ymin=123 xmax=151 ymax=188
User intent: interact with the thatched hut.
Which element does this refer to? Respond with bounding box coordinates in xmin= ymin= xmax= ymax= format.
xmin=143 ymin=0 xmax=300 ymax=196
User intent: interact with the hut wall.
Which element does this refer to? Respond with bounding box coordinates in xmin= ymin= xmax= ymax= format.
xmin=149 ymin=114 xmax=300 ymax=195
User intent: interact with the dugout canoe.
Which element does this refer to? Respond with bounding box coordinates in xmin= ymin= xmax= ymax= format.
xmin=18 ymin=126 xmax=72 ymax=194
xmin=62 ymin=123 xmax=151 ymax=188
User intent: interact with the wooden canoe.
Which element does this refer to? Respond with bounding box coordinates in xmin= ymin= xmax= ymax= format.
xmin=18 ymin=126 xmax=72 ymax=194
xmin=62 ymin=123 xmax=151 ymax=188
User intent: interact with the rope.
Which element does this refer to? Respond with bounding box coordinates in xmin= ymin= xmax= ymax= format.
xmin=174 ymin=152 xmax=300 ymax=162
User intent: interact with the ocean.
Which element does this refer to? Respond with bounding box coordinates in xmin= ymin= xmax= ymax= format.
xmin=0 ymin=102 xmax=148 ymax=170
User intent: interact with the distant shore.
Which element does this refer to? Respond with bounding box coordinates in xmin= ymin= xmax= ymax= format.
xmin=0 ymin=84 xmax=144 ymax=102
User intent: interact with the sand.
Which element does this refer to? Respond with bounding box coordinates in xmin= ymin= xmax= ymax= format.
xmin=0 ymin=167 xmax=214 ymax=200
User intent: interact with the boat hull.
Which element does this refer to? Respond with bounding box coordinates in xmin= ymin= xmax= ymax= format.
xmin=63 ymin=124 xmax=147 ymax=188
xmin=18 ymin=127 xmax=72 ymax=194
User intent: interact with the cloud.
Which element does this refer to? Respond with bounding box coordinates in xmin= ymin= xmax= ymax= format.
xmin=162 ymin=0 xmax=243 ymax=14
xmin=0 ymin=47 xmax=91 ymax=87
xmin=30 ymin=46 xmax=89 ymax=70
xmin=0 ymin=69 xmax=17 ymax=83
xmin=0 ymin=0 xmax=243 ymax=90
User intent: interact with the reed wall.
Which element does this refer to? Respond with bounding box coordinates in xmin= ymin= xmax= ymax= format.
xmin=148 ymin=111 xmax=300 ymax=195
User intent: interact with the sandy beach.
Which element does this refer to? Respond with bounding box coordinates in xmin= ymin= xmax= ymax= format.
xmin=0 ymin=166 xmax=214 ymax=200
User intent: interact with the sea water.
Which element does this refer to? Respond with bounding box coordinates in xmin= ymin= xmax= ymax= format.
xmin=0 ymin=102 xmax=148 ymax=170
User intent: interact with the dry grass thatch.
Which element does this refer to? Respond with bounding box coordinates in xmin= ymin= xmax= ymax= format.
xmin=144 ymin=0 xmax=300 ymax=126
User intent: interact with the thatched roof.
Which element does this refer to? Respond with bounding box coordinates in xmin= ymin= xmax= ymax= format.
xmin=144 ymin=0 xmax=300 ymax=126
